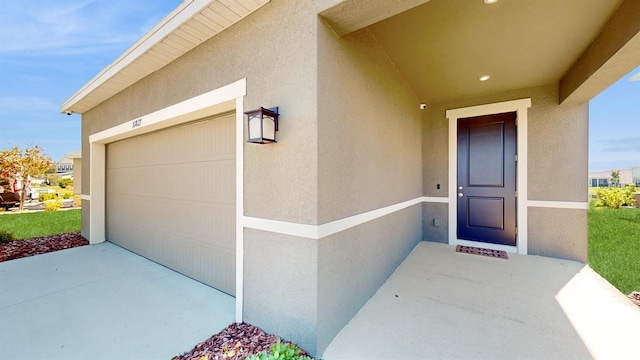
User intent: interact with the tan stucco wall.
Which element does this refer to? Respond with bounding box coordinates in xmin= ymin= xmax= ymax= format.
xmin=422 ymin=83 xmax=589 ymax=260
xmin=81 ymin=200 xmax=90 ymax=240
xmin=528 ymin=207 xmax=587 ymax=262
xmin=422 ymin=202 xmax=448 ymax=243
xmin=317 ymin=24 xmax=422 ymax=223
xmin=243 ymin=229 xmax=319 ymax=353
xmin=313 ymin=20 xmax=423 ymax=355
xmin=82 ymin=0 xmax=320 ymax=225
xmin=317 ymin=205 xmax=421 ymax=353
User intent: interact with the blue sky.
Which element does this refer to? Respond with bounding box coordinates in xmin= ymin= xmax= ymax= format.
xmin=0 ymin=1 xmax=639 ymax=172
xmin=0 ymin=0 xmax=180 ymax=162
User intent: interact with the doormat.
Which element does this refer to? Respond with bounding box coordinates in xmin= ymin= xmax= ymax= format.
xmin=456 ymin=245 xmax=508 ymax=259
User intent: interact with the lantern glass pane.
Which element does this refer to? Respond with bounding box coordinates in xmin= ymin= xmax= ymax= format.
xmin=248 ymin=115 xmax=262 ymax=140
xmin=263 ymin=116 xmax=275 ymax=141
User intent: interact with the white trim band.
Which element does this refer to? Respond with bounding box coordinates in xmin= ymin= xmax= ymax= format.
xmin=244 ymin=196 xmax=444 ymax=239
xmin=528 ymin=200 xmax=589 ymax=209
xmin=80 ymin=194 xmax=91 ymax=201
xmin=423 ymin=196 xmax=449 ymax=203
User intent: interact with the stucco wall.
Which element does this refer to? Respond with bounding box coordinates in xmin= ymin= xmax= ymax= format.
xmin=243 ymin=229 xmax=319 ymax=353
xmin=422 ymin=83 xmax=589 ymax=260
xmin=314 ymin=21 xmax=423 ymax=355
xmin=81 ymin=0 xmax=320 ymax=225
xmin=317 ymin=25 xmax=422 ymax=223
xmin=528 ymin=207 xmax=587 ymax=262
xmin=422 ymin=202 xmax=448 ymax=244
xmin=317 ymin=205 xmax=421 ymax=353
xmin=81 ymin=201 xmax=90 ymax=240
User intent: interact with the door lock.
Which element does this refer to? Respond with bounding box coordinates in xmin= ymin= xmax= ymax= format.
xmin=458 ymin=193 xmax=464 ymax=197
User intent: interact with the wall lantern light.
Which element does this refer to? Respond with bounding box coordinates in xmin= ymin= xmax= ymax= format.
xmin=244 ymin=107 xmax=279 ymax=144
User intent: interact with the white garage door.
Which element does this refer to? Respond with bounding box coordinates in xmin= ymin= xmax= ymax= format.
xmin=106 ymin=113 xmax=235 ymax=295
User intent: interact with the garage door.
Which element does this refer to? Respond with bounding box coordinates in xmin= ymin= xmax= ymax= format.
xmin=106 ymin=113 xmax=235 ymax=295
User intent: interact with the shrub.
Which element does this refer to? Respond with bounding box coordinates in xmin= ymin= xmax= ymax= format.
xmin=247 ymin=340 xmax=312 ymax=360
xmin=60 ymin=191 xmax=73 ymax=199
xmin=44 ymin=199 xmax=63 ymax=212
xmin=596 ymin=185 xmax=637 ymax=209
xmin=0 ymin=230 xmax=15 ymax=244
xmin=39 ymin=193 xmax=58 ymax=202
xmin=58 ymin=178 xmax=73 ymax=189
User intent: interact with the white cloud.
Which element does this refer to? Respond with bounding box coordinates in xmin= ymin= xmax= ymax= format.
xmin=631 ymin=72 xmax=640 ymax=82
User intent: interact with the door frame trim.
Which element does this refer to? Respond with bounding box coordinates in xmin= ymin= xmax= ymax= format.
xmin=446 ymin=98 xmax=531 ymax=254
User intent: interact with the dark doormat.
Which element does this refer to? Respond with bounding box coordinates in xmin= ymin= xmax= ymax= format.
xmin=456 ymin=245 xmax=508 ymax=259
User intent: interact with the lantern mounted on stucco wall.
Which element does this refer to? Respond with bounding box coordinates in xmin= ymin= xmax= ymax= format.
xmin=244 ymin=107 xmax=279 ymax=144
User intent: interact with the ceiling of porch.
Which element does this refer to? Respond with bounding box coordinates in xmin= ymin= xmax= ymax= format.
xmin=359 ymin=0 xmax=627 ymax=105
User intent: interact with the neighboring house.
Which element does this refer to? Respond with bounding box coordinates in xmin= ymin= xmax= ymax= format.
xmin=64 ymin=151 xmax=82 ymax=195
xmin=634 ymin=166 xmax=640 ymax=187
xmin=55 ymin=157 xmax=73 ymax=173
xmin=588 ymin=169 xmax=633 ymax=187
xmin=59 ymin=0 xmax=640 ymax=356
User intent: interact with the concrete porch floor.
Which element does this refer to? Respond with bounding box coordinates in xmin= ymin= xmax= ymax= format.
xmin=0 ymin=242 xmax=235 ymax=359
xmin=323 ymin=242 xmax=640 ymax=360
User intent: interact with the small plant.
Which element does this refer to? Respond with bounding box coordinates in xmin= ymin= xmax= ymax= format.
xmin=221 ymin=341 xmax=243 ymax=359
xmin=60 ymin=191 xmax=73 ymax=199
xmin=39 ymin=193 xmax=58 ymax=202
xmin=58 ymin=178 xmax=73 ymax=189
xmin=0 ymin=230 xmax=15 ymax=244
xmin=44 ymin=199 xmax=63 ymax=212
xmin=247 ymin=340 xmax=312 ymax=360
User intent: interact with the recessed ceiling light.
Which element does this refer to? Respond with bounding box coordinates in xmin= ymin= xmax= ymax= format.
xmin=484 ymin=0 xmax=498 ymax=4
xmin=479 ymin=75 xmax=491 ymax=81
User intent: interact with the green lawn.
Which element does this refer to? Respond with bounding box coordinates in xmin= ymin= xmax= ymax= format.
xmin=589 ymin=204 xmax=640 ymax=294
xmin=0 ymin=209 xmax=81 ymax=240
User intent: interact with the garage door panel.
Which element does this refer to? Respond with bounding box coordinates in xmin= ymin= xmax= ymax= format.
xmin=108 ymin=117 xmax=234 ymax=169
xmin=106 ymin=114 xmax=236 ymax=295
xmin=108 ymin=161 xmax=234 ymax=204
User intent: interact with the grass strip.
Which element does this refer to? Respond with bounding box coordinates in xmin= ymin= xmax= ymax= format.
xmin=0 ymin=209 xmax=81 ymax=240
xmin=588 ymin=205 xmax=640 ymax=294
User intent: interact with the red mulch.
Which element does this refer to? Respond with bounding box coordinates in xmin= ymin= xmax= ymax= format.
xmin=0 ymin=232 xmax=88 ymax=262
xmin=173 ymin=322 xmax=312 ymax=360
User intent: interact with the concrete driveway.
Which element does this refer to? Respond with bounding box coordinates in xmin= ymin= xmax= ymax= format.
xmin=323 ymin=242 xmax=640 ymax=360
xmin=0 ymin=242 xmax=235 ymax=360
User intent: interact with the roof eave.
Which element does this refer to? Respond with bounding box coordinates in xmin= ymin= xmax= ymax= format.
xmin=61 ymin=0 xmax=269 ymax=115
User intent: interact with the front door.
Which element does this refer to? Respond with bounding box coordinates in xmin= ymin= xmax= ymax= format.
xmin=457 ymin=112 xmax=516 ymax=246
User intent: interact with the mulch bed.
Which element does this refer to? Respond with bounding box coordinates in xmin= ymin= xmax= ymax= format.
xmin=0 ymin=232 xmax=88 ymax=262
xmin=173 ymin=322 xmax=312 ymax=360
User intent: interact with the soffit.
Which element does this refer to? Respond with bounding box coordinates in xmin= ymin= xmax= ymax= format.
xmin=366 ymin=0 xmax=624 ymax=105
xmin=61 ymin=0 xmax=269 ymax=114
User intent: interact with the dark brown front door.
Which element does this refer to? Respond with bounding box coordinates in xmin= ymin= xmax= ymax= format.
xmin=457 ymin=112 xmax=516 ymax=246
